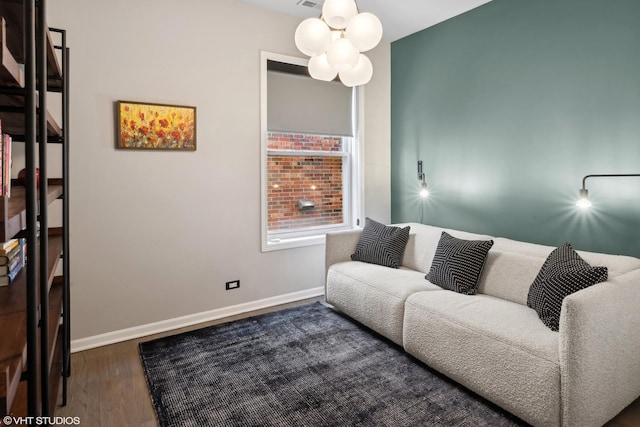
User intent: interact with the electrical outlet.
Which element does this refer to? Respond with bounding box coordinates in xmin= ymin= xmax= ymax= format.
xmin=225 ymin=280 xmax=240 ymax=290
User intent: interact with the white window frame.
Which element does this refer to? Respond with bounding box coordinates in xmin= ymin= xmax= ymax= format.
xmin=260 ymin=51 xmax=364 ymax=252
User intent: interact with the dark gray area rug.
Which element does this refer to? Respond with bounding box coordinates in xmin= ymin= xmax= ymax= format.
xmin=139 ymin=302 xmax=527 ymax=427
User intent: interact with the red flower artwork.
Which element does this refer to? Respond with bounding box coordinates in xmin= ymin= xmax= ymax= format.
xmin=118 ymin=101 xmax=196 ymax=150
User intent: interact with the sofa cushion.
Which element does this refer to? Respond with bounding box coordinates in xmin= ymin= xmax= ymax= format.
xmin=326 ymin=261 xmax=441 ymax=345
xmin=477 ymin=237 xmax=640 ymax=307
xmin=351 ymin=218 xmax=410 ymax=268
xmin=425 ymin=231 xmax=494 ymax=295
xmin=527 ymin=243 xmax=608 ymax=331
xmin=490 ymin=237 xmax=640 ymax=278
xmin=478 ymin=249 xmax=544 ymax=306
xmin=577 ymin=250 xmax=640 ymax=278
xmin=397 ymin=223 xmax=494 ymax=274
xmin=403 ymin=291 xmax=560 ymax=427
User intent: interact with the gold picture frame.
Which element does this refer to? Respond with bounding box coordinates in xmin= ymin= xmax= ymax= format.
xmin=116 ymin=101 xmax=196 ymax=151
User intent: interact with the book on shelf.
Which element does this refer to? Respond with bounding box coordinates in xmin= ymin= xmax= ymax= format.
xmin=0 ymin=118 xmax=3 ymax=196
xmin=0 ymin=262 xmax=22 ymax=286
xmin=0 ymin=252 xmax=20 ymax=275
xmin=0 ymin=238 xmax=19 ymax=254
xmin=0 ymin=239 xmax=25 ymax=287
xmin=0 ymin=243 xmax=20 ymax=265
xmin=2 ymin=133 xmax=11 ymax=197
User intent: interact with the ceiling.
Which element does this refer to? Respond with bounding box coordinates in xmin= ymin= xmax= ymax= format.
xmin=237 ymin=0 xmax=493 ymax=42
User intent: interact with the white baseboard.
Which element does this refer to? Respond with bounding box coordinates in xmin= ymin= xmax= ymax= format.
xmin=71 ymin=287 xmax=325 ymax=353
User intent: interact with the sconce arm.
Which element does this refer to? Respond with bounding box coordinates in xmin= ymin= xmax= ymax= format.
xmin=581 ymin=174 xmax=640 ymax=190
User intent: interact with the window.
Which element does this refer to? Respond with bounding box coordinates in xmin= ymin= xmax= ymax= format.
xmin=261 ymin=52 xmax=362 ymax=251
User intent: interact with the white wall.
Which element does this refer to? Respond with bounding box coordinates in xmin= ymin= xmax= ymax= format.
xmin=46 ymin=0 xmax=390 ymax=340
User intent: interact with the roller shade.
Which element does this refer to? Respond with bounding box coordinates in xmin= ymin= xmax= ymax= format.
xmin=267 ymin=70 xmax=353 ymax=137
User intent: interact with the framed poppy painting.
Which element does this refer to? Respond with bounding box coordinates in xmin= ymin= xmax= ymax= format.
xmin=116 ymin=101 xmax=196 ymax=150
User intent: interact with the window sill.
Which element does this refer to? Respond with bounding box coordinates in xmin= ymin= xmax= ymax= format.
xmin=262 ymin=234 xmax=326 ymax=252
xmin=263 ymin=223 xmax=359 ymax=252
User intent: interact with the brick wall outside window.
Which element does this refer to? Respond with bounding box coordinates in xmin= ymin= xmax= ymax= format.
xmin=267 ymin=132 xmax=345 ymax=232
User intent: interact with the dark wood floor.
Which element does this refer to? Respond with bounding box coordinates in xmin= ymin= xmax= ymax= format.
xmin=54 ymin=298 xmax=640 ymax=426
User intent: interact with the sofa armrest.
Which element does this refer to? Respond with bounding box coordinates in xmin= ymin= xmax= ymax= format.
xmin=559 ymin=268 xmax=640 ymax=427
xmin=325 ymin=229 xmax=362 ymax=279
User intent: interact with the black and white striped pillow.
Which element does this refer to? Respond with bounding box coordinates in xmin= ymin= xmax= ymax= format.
xmin=351 ymin=218 xmax=410 ymax=268
xmin=426 ymin=231 xmax=494 ymax=295
xmin=527 ymin=243 xmax=608 ymax=331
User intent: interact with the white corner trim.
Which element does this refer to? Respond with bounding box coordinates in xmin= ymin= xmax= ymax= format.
xmin=71 ymin=287 xmax=325 ymax=353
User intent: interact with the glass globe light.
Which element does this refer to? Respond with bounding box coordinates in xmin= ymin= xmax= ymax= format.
xmin=338 ymin=54 xmax=373 ymax=86
xmin=322 ymin=0 xmax=358 ymax=30
xmin=294 ymin=18 xmax=331 ymax=57
xmin=346 ymin=12 xmax=383 ymax=52
xmin=308 ymin=54 xmax=338 ymax=81
xmin=327 ymin=38 xmax=359 ymax=73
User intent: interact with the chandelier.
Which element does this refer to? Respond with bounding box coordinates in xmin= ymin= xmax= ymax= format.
xmin=294 ymin=0 xmax=383 ymax=87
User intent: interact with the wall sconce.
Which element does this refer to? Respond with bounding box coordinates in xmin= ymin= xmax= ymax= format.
xmin=418 ymin=160 xmax=429 ymax=198
xmin=577 ymin=174 xmax=640 ymax=209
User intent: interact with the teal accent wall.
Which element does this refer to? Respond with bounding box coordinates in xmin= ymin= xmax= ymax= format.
xmin=391 ymin=0 xmax=640 ymax=257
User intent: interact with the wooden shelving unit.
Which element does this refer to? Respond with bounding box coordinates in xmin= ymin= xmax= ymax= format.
xmin=0 ymin=0 xmax=70 ymax=421
xmin=0 ymin=183 xmax=63 ymax=242
xmin=0 ymin=101 xmax=62 ymax=140
xmin=0 ymin=231 xmax=62 ymax=415
xmin=0 ymin=0 xmax=62 ymax=82
xmin=0 ymin=18 xmax=24 ymax=88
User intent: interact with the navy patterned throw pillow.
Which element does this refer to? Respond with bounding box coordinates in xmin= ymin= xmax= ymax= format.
xmin=527 ymin=243 xmax=608 ymax=331
xmin=351 ymin=218 xmax=410 ymax=269
xmin=426 ymin=231 xmax=494 ymax=295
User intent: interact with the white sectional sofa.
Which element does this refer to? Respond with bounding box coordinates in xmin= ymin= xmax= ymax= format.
xmin=325 ymin=222 xmax=640 ymax=427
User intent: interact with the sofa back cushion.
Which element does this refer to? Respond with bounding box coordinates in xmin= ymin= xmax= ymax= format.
xmin=396 ymin=223 xmax=640 ymax=306
xmin=478 ymin=237 xmax=640 ymax=305
xmin=398 ymin=223 xmax=494 ymax=274
xmin=478 ymin=249 xmax=544 ymax=305
xmin=576 ymin=250 xmax=640 ymax=278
